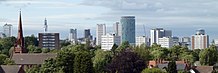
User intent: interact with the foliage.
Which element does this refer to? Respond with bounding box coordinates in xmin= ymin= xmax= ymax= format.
xmin=141 ymin=68 xmax=166 ymax=73
xmin=93 ymin=49 xmax=112 ymax=73
xmin=105 ymin=49 xmax=146 ymax=73
xmin=0 ymin=37 xmax=16 ymax=55
xmin=199 ymin=45 xmax=218 ymax=66
xmin=0 ymin=54 xmax=7 ymax=64
xmin=167 ymin=60 xmax=177 ymax=73
xmin=24 ymin=35 xmax=38 ymax=48
xmin=74 ymin=51 xmax=93 ymax=73
xmin=116 ymin=41 xmax=130 ymax=52
xmin=134 ymin=43 xmax=150 ymax=64
xmin=27 ymin=45 xmax=42 ymax=53
xmin=56 ymin=49 xmax=75 ymax=73
xmin=42 ymin=48 xmax=50 ymax=53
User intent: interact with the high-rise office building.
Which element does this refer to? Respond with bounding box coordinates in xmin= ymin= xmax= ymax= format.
xmin=191 ymin=29 xmax=209 ymax=49
xmin=3 ymin=23 xmax=12 ymax=37
xmin=136 ymin=36 xmax=147 ymax=46
xmin=69 ymin=29 xmax=77 ymax=44
xmin=84 ymin=29 xmax=92 ymax=40
xmin=96 ymin=24 xmax=106 ymax=45
xmin=120 ymin=16 xmax=135 ymax=45
xmin=113 ymin=22 xmax=121 ymax=36
xmin=150 ymin=28 xmax=172 ymax=46
xmin=101 ymin=33 xmax=121 ymax=50
xmin=44 ymin=18 xmax=48 ymax=32
xmin=38 ymin=33 xmax=60 ymax=50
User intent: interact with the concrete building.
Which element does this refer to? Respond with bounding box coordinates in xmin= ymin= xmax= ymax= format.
xmin=38 ymin=33 xmax=60 ymax=50
xmin=191 ymin=29 xmax=209 ymax=49
xmin=150 ymin=28 xmax=172 ymax=46
xmin=96 ymin=24 xmax=106 ymax=45
xmin=69 ymin=29 xmax=77 ymax=44
xmin=136 ymin=36 xmax=147 ymax=46
xmin=158 ymin=37 xmax=173 ymax=48
xmin=214 ymin=39 xmax=218 ymax=47
xmin=120 ymin=16 xmax=135 ymax=45
xmin=113 ymin=22 xmax=122 ymax=36
xmin=101 ymin=33 xmax=121 ymax=50
xmin=3 ymin=23 xmax=12 ymax=37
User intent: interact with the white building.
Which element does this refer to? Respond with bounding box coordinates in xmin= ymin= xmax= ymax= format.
xmin=150 ymin=28 xmax=172 ymax=46
xmin=214 ymin=39 xmax=218 ymax=47
xmin=96 ymin=24 xmax=106 ymax=45
xmin=136 ymin=36 xmax=147 ymax=46
xmin=3 ymin=23 xmax=12 ymax=37
xmin=158 ymin=37 xmax=173 ymax=48
xmin=191 ymin=29 xmax=209 ymax=50
xmin=101 ymin=33 xmax=120 ymax=50
xmin=69 ymin=29 xmax=77 ymax=44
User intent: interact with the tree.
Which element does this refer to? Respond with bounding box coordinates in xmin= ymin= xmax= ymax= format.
xmin=167 ymin=60 xmax=177 ymax=73
xmin=133 ymin=43 xmax=150 ymax=64
xmin=105 ymin=49 xmax=146 ymax=73
xmin=56 ymin=49 xmax=75 ymax=73
xmin=0 ymin=54 xmax=7 ymax=65
xmin=24 ymin=35 xmax=38 ymax=48
xmin=27 ymin=45 xmax=42 ymax=53
xmin=74 ymin=51 xmax=93 ymax=73
xmin=116 ymin=41 xmax=130 ymax=52
xmin=40 ymin=58 xmax=62 ymax=73
xmin=42 ymin=48 xmax=50 ymax=53
xmin=141 ymin=68 xmax=166 ymax=73
xmin=199 ymin=45 xmax=218 ymax=66
xmin=93 ymin=49 xmax=112 ymax=73
xmin=0 ymin=37 xmax=16 ymax=55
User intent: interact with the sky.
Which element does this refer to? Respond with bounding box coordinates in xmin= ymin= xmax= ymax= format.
xmin=0 ymin=0 xmax=218 ymax=41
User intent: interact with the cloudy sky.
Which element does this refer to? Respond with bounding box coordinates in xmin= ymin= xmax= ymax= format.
xmin=0 ymin=0 xmax=217 ymax=41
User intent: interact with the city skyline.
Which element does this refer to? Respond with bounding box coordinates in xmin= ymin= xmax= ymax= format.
xmin=0 ymin=0 xmax=218 ymax=40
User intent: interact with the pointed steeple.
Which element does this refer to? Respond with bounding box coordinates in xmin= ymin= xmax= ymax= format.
xmin=14 ymin=10 xmax=26 ymax=53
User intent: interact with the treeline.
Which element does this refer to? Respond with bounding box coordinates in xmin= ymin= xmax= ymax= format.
xmin=26 ymin=41 xmax=218 ymax=73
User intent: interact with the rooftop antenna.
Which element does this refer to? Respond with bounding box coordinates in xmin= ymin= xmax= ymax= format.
xmin=44 ymin=18 xmax=48 ymax=32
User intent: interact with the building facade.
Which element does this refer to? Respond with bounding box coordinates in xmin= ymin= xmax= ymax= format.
xmin=3 ymin=23 xmax=12 ymax=37
xmin=69 ymin=29 xmax=77 ymax=44
xmin=136 ymin=36 xmax=147 ymax=46
xmin=120 ymin=16 xmax=135 ymax=45
xmin=96 ymin=24 xmax=106 ymax=45
xmin=158 ymin=37 xmax=173 ymax=48
xmin=84 ymin=29 xmax=92 ymax=40
xmin=150 ymin=28 xmax=172 ymax=46
xmin=101 ymin=33 xmax=121 ymax=50
xmin=113 ymin=22 xmax=122 ymax=36
xmin=191 ymin=29 xmax=209 ymax=49
xmin=38 ymin=33 xmax=60 ymax=49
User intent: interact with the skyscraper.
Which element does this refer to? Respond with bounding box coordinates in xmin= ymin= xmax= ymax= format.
xmin=150 ymin=28 xmax=172 ymax=46
xmin=113 ymin=22 xmax=121 ymax=36
xmin=120 ymin=16 xmax=135 ymax=45
xmin=191 ymin=29 xmax=209 ymax=49
xmin=14 ymin=11 xmax=27 ymax=53
xmin=84 ymin=29 xmax=92 ymax=40
xmin=69 ymin=29 xmax=77 ymax=44
xmin=96 ymin=24 xmax=106 ymax=45
xmin=3 ymin=23 xmax=12 ymax=37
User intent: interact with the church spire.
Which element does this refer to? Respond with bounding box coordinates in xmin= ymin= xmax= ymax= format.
xmin=14 ymin=10 xmax=26 ymax=53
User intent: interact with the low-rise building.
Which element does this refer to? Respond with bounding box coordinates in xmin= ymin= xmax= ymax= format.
xmin=136 ymin=36 xmax=147 ymax=46
xmin=38 ymin=33 xmax=60 ymax=50
xmin=101 ymin=33 xmax=121 ymax=50
xmin=158 ymin=37 xmax=173 ymax=48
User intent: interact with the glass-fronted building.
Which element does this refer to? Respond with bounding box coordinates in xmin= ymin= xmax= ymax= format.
xmin=120 ymin=16 xmax=135 ymax=45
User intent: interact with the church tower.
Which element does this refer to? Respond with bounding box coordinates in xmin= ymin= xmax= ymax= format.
xmin=14 ymin=11 xmax=27 ymax=53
